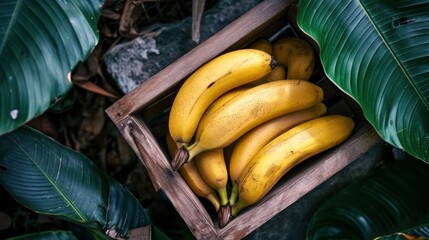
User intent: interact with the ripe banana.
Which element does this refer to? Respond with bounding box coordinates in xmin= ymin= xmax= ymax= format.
xmin=170 ymin=87 xmax=248 ymax=171
xmin=245 ymin=65 xmax=286 ymax=87
xmin=202 ymin=87 xmax=250 ymax=117
xmin=272 ymin=37 xmax=315 ymax=80
xmin=168 ymin=49 xmax=276 ymax=147
xmin=165 ymin=133 xmax=221 ymax=212
xmin=195 ymin=148 xmax=229 ymax=207
xmin=172 ymin=80 xmax=324 ymax=170
xmin=245 ymin=39 xmax=278 ymax=87
xmin=228 ymin=102 xmax=327 ymax=205
xmin=231 ymin=115 xmax=355 ymax=217
xmin=249 ymin=38 xmax=272 ymax=55
xmin=194 ymin=87 xmax=249 ymax=208
xmin=267 ymin=66 xmax=286 ymax=82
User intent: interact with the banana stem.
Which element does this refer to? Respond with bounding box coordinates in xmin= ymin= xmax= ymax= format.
xmin=171 ymin=142 xmax=205 ymax=171
xmin=231 ymin=200 xmax=249 ymax=217
xmin=171 ymin=145 xmax=189 ymax=171
xmin=187 ymin=142 xmax=205 ymax=162
xmin=228 ymin=182 xmax=239 ymax=206
xmin=218 ymin=204 xmax=231 ymax=228
xmin=217 ymin=186 xmax=229 ymax=206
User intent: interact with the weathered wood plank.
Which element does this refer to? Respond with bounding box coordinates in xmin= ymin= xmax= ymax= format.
xmin=105 ymin=0 xmax=383 ymax=239
xmin=218 ymin=123 xmax=380 ymax=239
xmin=105 ymin=0 xmax=292 ymax=124
xmin=123 ymin=116 xmax=220 ymax=239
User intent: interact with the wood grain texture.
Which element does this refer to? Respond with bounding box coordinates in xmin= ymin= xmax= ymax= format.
xmin=105 ymin=0 xmax=292 ymax=124
xmin=105 ymin=0 xmax=384 ymax=239
xmin=121 ymin=113 xmax=380 ymax=239
xmin=218 ymin=123 xmax=380 ymax=239
xmin=124 ymin=116 xmax=219 ymax=239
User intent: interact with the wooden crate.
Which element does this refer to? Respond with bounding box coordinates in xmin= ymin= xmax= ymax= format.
xmin=106 ymin=0 xmax=381 ymax=239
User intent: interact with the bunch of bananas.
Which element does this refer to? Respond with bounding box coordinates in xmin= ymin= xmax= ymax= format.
xmin=166 ymin=37 xmax=355 ymax=227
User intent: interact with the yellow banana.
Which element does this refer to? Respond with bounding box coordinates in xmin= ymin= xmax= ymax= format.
xmin=228 ymin=102 xmax=327 ymax=205
xmin=244 ymin=40 xmax=278 ymax=87
xmin=192 ymin=87 xmax=249 ymax=208
xmin=245 ymin=38 xmax=280 ymax=87
xmin=203 ymin=87 xmax=250 ymax=117
xmin=272 ymin=37 xmax=315 ymax=80
xmin=249 ymin=38 xmax=272 ymax=55
xmin=168 ymin=49 xmax=276 ymax=147
xmin=267 ymin=65 xmax=286 ymax=82
xmin=165 ymin=133 xmax=221 ymax=212
xmin=231 ymin=115 xmax=355 ymax=217
xmin=244 ymin=65 xmax=286 ymax=87
xmin=171 ymin=80 xmax=324 ymax=170
xmin=244 ymin=74 xmax=269 ymax=87
xmin=170 ymin=87 xmax=247 ymax=171
xmin=195 ymin=148 xmax=229 ymax=207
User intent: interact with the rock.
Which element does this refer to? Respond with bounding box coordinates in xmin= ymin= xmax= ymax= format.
xmin=104 ymin=0 xmax=262 ymax=94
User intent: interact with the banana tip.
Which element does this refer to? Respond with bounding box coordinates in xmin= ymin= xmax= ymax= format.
xmin=171 ymin=146 xmax=189 ymax=171
xmin=218 ymin=204 xmax=231 ymax=228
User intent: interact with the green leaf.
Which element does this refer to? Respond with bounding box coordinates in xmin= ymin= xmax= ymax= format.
xmin=153 ymin=225 xmax=175 ymax=240
xmin=375 ymin=228 xmax=429 ymax=240
xmin=297 ymin=0 xmax=429 ymax=161
xmin=5 ymin=230 xmax=77 ymax=240
xmin=306 ymin=157 xmax=429 ymax=239
xmin=0 ymin=126 xmax=151 ymax=238
xmin=0 ymin=0 xmax=102 ymax=136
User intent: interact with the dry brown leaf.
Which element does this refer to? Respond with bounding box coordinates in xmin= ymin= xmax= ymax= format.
xmin=77 ymin=95 xmax=106 ymax=148
xmin=102 ymin=8 xmax=122 ymax=20
xmin=72 ymin=43 xmax=120 ymax=99
xmin=192 ymin=0 xmax=205 ymax=43
xmin=119 ymin=0 xmax=144 ymax=38
xmin=0 ymin=211 xmax=12 ymax=231
xmin=72 ymin=62 xmax=91 ymax=82
xmin=74 ymin=81 xmax=120 ymax=99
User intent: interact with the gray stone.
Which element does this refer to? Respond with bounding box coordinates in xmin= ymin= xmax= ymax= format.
xmin=104 ymin=0 xmax=262 ymax=94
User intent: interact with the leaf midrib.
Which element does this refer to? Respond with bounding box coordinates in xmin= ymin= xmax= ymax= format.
xmin=357 ymin=0 xmax=429 ymax=112
xmin=0 ymin=0 xmax=22 ymax=56
xmin=15 ymin=134 xmax=87 ymax=223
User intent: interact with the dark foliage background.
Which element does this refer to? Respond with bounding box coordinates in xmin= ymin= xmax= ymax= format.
xmin=0 ymin=1 xmax=217 ymax=239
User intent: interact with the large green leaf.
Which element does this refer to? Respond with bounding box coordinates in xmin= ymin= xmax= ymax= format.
xmin=297 ymin=0 xmax=429 ymax=161
xmin=5 ymin=231 xmax=77 ymax=240
xmin=0 ymin=126 xmax=151 ymax=238
xmin=0 ymin=0 xmax=102 ymax=136
xmin=307 ymin=156 xmax=429 ymax=239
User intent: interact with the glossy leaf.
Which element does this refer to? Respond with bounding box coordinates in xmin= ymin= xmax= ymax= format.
xmin=307 ymin=157 xmax=429 ymax=239
xmin=297 ymin=0 xmax=429 ymax=161
xmin=0 ymin=0 xmax=102 ymax=135
xmin=375 ymin=229 xmax=429 ymax=240
xmin=0 ymin=126 xmax=151 ymax=238
xmin=5 ymin=231 xmax=77 ymax=240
